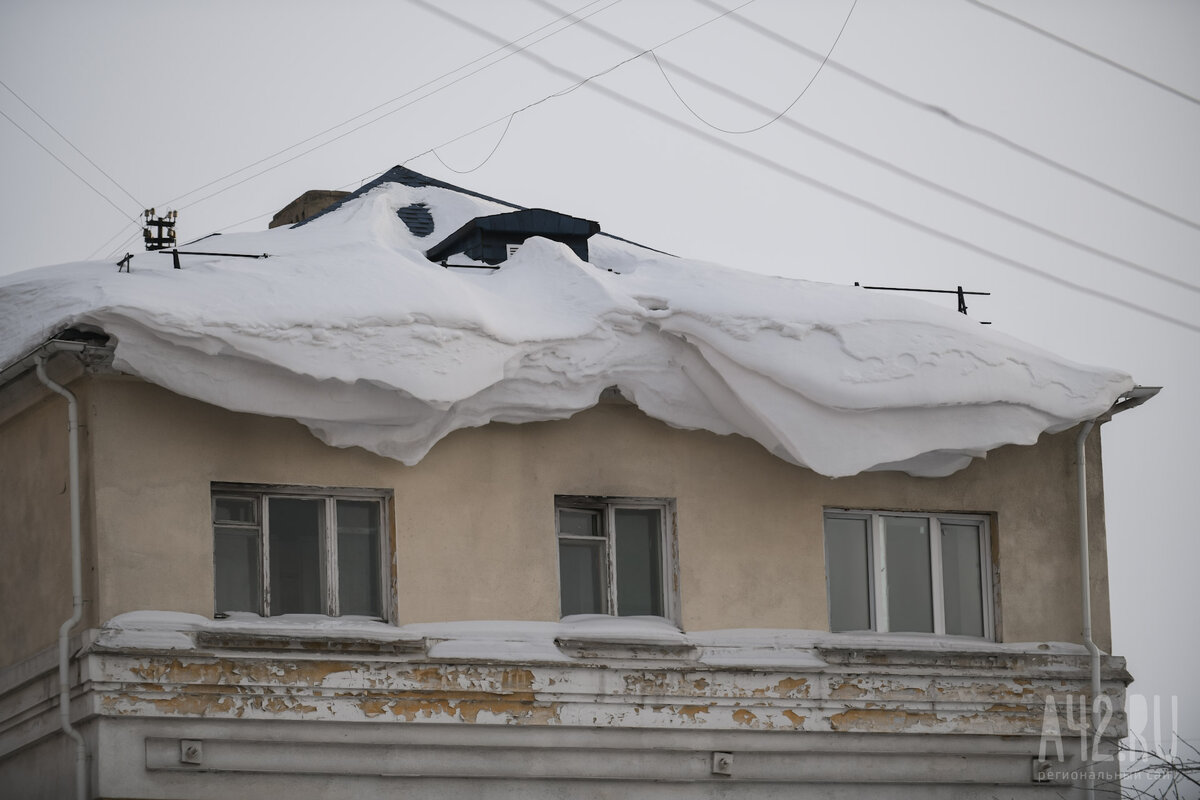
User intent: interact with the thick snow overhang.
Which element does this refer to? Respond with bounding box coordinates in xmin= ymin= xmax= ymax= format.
xmin=0 ymin=168 xmax=1138 ymax=478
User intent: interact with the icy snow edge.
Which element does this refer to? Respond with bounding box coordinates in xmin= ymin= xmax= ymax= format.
xmin=93 ymin=611 xmax=1092 ymax=668
xmin=0 ymin=180 xmax=1132 ymax=477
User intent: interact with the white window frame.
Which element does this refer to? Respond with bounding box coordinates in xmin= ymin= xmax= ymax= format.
xmin=212 ymin=483 xmax=391 ymax=620
xmin=555 ymin=496 xmax=679 ymax=624
xmin=824 ymin=509 xmax=994 ymax=639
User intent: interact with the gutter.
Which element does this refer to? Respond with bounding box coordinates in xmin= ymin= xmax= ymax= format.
xmin=1077 ymin=385 xmax=1159 ymax=799
xmin=0 ymin=335 xmax=114 ymax=391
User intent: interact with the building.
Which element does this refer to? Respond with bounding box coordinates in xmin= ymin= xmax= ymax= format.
xmin=0 ymin=167 xmax=1156 ymax=798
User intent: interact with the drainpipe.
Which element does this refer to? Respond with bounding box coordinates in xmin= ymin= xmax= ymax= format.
xmin=1075 ymin=385 xmax=1160 ymax=800
xmin=35 ymin=356 xmax=88 ymax=800
xmin=1076 ymin=418 xmax=1101 ymax=800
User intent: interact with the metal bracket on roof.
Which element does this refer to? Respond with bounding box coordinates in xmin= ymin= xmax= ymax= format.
xmin=855 ymin=282 xmax=991 ymax=323
xmin=168 ymin=250 xmax=270 ymax=269
xmin=440 ymin=260 xmax=499 ymax=271
xmin=120 ymin=249 xmax=271 ymax=270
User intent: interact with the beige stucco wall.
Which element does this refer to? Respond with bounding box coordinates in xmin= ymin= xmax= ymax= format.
xmin=5 ymin=372 xmax=1112 ymax=665
xmin=0 ymin=366 xmax=100 ymax=668
xmin=83 ymin=375 xmax=1112 ymax=650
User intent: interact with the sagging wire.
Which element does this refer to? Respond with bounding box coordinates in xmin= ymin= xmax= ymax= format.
xmin=651 ymin=0 xmax=858 ymax=134
xmin=432 ymin=114 xmax=517 ymax=174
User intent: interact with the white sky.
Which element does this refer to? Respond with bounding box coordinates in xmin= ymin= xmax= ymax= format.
xmin=2 ymin=0 xmax=1196 ymax=744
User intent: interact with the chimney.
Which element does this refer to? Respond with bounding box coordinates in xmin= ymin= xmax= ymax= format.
xmin=269 ymin=190 xmax=351 ymax=229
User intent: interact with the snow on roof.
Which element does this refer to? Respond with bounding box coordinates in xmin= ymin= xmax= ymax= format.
xmin=0 ymin=167 xmax=1132 ymax=477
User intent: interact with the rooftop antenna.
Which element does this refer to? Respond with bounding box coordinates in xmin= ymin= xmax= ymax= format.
xmin=143 ymin=209 xmax=177 ymax=251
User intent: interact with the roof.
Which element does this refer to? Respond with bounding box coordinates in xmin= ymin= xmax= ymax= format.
xmin=0 ymin=166 xmax=1135 ymax=478
xmin=297 ymin=166 xmax=522 ymax=227
xmin=299 ymin=165 xmax=671 ymax=256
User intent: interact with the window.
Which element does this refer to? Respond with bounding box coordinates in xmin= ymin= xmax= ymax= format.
xmin=555 ymin=496 xmax=676 ymax=621
xmin=212 ymin=485 xmax=389 ymax=618
xmin=824 ymin=510 xmax=993 ymax=638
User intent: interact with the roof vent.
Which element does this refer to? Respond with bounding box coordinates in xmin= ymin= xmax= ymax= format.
xmin=425 ymin=208 xmax=600 ymax=266
xmin=397 ymin=203 xmax=435 ymax=237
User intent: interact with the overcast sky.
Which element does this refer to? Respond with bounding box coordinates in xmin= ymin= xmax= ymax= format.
xmin=2 ymin=0 xmax=1196 ymax=748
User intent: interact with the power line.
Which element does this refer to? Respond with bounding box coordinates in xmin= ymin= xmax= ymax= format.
xmin=184 ymin=0 xmax=1197 ymax=333
xmin=406 ymin=0 xmax=760 ymax=146
xmin=0 ymin=78 xmax=144 ymax=209
xmin=194 ymin=2 xmax=755 ymax=244
xmin=399 ymin=0 xmax=757 ymax=162
xmin=102 ymin=228 xmax=144 ymax=263
xmin=157 ymin=0 xmax=625 ymax=213
xmin=402 ymin=48 xmax=652 ymax=165
xmin=964 ymin=0 xmax=1200 ymax=108
xmin=203 ymin=169 xmax=391 ymax=238
xmin=540 ymin=0 xmax=1200 ymax=295
xmin=433 ymin=114 xmax=517 ymax=174
xmin=86 ymin=0 xmax=621 ymax=259
xmin=408 ymin=3 xmax=1200 ymax=335
xmin=0 ymin=106 xmax=137 ymax=223
xmin=693 ymin=0 xmax=1200 ymax=234
xmin=647 ymin=0 xmax=857 ymax=134
xmin=89 ymin=223 xmax=140 ymax=261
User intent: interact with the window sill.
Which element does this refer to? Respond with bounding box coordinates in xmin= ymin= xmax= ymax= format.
xmin=92 ymin=611 xmax=425 ymax=655
xmin=90 ymin=612 xmax=1097 ymax=669
xmin=829 ymin=629 xmax=994 ymax=643
xmin=554 ymin=614 xmax=694 ymax=658
xmin=813 ymin=629 xmax=1092 ymax=656
xmin=193 ymin=629 xmax=425 ymax=654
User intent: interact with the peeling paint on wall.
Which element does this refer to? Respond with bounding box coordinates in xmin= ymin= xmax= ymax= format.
xmin=81 ymin=642 xmax=1128 ymax=740
xmin=829 ymin=708 xmax=942 ymax=733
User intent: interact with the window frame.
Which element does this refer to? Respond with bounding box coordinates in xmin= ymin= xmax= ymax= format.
xmin=554 ymin=495 xmax=679 ymax=624
xmin=823 ymin=509 xmax=995 ymax=639
xmin=211 ymin=483 xmax=392 ymax=620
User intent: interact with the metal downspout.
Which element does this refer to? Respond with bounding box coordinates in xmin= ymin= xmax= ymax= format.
xmin=1077 ymin=418 xmax=1101 ymax=800
xmin=35 ymin=357 xmax=88 ymax=800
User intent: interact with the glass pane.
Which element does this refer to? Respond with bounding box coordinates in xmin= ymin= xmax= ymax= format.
xmin=268 ymin=497 xmax=324 ymax=615
xmin=214 ymin=496 xmax=255 ymax=524
xmin=883 ymin=516 xmax=933 ymax=633
xmin=614 ymin=508 xmax=663 ymax=617
xmin=337 ymin=500 xmax=382 ymax=617
xmin=559 ymin=540 xmax=606 ymax=615
xmin=942 ymin=523 xmax=985 ymax=636
xmin=825 ymin=516 xmax=872 ymax=632
xmin=214 ymin=526 xmax=260 ymax=613
xmin=559 ymin=508 xmax=602 ymax=537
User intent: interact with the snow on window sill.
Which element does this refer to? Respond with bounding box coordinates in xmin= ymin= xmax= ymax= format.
xmin=90 ymin=611 xmax=1092 ymax=664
